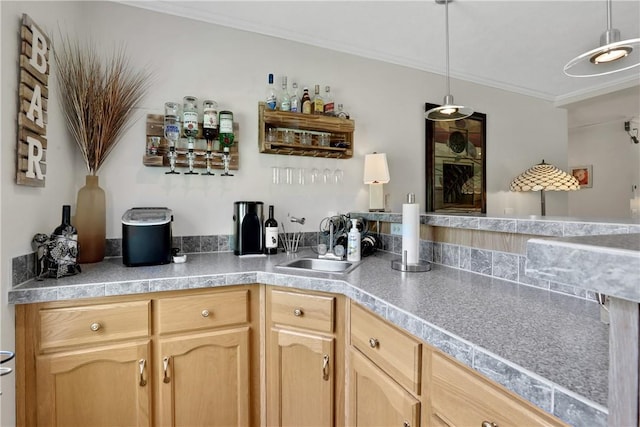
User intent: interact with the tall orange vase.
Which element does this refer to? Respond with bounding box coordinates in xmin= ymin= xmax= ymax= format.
xmin=75 ymin=175 xmax=106 ymax=263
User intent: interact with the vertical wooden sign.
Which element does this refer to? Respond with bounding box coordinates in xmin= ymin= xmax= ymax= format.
xmin=17 ymin=14 xmax=49 ymax=187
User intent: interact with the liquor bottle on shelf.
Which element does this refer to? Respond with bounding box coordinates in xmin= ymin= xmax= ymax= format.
xmin=218 ymin=110 xmax=234 ymax=176
xmin=336 ymin=104 xmax=350 ymax=119
xmin=164 ymin=101 xmax=180 ymax=174
xmin=279 ymin=76 xmax=290 ymax=112
xmin=264 ymin=205 xmax=278 ymax=255
xmin=301 ymin=87 xmax=312 ymax=114
xmin=323 ymin=85 xmax=334 ymax=116
xmin=182 ymin=96 xmax=199 ymax=175
xmin=290 ymin=82 xmax=300 ymax=113
xmin=312 ymin=84 xmax=324 ymax=115
xmin=266 ymin=73 xmax=277 ymax=110
xmin=202 ymin=100 xmax=218 ymax=176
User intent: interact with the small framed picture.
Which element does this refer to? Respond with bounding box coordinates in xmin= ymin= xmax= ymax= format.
xmin=570 ymin=165 xmax=592 ymax=188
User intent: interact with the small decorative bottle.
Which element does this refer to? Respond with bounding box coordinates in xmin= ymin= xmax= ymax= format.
xmin=336 ymin=104 xmax=350 ymax=119
xmin=264 ymin=205 xmax=278 ymax=254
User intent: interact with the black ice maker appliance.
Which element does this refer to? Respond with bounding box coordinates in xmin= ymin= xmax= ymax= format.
xmin=122 ymin=207 xmax=173 ymax=266
xmin=233 ymin=201 xmax=264 ymax=255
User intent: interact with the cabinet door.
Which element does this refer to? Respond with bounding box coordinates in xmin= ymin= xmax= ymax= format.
xmin=268 ymin=328 xmax=335 ymax=427
xmin=156 ymin=327 xmax=250 ymax=427
xmin=349 ymin=349 xmax=420 ymax=427
xmin=36 ymin=340 xmax=151 ymax=427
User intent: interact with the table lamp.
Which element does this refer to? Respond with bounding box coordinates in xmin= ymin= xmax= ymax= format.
xmin=510 ymin=160 xmax=580 ymax=216
xmin=363 ymin=153 xmax=390 ymax=212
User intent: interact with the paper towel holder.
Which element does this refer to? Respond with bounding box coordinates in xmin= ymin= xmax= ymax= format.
xmin=391 ymin=250 xmax=431 ymax=272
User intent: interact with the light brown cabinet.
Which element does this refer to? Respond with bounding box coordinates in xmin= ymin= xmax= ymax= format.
xmin=348 ymin=302 xmax=424 ymax=427
xmin=428 ymin=350 xmax=567 ymax=427
xmin=36 ymin=340 xmax=152 ymax=427
xmin=266 ymin=287 xmax=346 ymax=427
xmin=17 ymin=284 xmax=569 ymax=427
xmin=154 ymin=289 xmax=254 ymax=427
xmin=16 ymin=286 xmax=260 ymax=427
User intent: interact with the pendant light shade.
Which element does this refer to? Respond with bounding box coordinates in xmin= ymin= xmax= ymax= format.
xmin=564 ymin=0 xmax=640 ymax=77
xmin=426 ymin=0 xmax=473 ymax=122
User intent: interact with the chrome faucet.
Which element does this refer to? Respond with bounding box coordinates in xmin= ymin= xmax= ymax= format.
xmin=319 ymin=218 xmax=342 ymax=260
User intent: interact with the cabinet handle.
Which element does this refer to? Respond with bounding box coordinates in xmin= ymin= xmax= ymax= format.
xmin=138 ymin=359 xmax=147 ymax=386
xmin=90 ymin=322 xmax=101 ymax=332
xmin=293 ymin=308 xmax=303 ymax=317
xmin=201 ymin=309 xmax=210 ymax=318
xmin=322 ymin=354 xmax=330 ymax=381
xmin=163 ymin=356 xmax=171 ymax=383
xmin=481 ymin=422 xmax=498 ymax=427
xmin=369 ymin=338 xmax=379 ymax=348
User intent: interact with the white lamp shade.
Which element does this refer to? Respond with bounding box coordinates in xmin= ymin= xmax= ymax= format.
xmin=363 ymin=153 xmax=390 ymax=184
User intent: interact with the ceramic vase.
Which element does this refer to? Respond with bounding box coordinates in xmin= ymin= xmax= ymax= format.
xmin=75 ymin=175 xmax=106 ymax=263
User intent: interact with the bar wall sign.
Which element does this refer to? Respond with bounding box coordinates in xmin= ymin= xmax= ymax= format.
xmin=16 ymin=14 xmax=49 ymax=187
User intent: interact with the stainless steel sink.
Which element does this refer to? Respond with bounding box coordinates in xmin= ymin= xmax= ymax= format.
xmin=276 ymin=257 xmax=360 ymax=274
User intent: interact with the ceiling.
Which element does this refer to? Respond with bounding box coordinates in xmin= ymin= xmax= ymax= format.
xmin=119 ymin=0 xmax=639 ymax=103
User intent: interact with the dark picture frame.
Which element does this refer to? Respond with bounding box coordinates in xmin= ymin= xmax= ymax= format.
xmin=425 ymin=103 xmax=487 ymax=213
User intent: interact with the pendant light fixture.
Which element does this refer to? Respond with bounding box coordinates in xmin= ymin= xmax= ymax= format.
xmin=426 ymin=0 xmax=473 ymax=122
xmin=564 ymin=0 xmax=640 ymax=77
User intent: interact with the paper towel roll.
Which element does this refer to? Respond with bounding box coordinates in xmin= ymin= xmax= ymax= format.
xmin=402 ymin=201 xmax=420 ymax=264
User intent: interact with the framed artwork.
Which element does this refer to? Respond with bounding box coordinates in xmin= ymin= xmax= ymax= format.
xmin=570 ymin=165 xmax=592 ymax=188
xmin=425 ymin=103 xmax=487 ymax=213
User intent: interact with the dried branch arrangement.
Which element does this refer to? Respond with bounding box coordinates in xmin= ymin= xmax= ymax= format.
xmin=53 ymin=34 xmax=152 ymax=175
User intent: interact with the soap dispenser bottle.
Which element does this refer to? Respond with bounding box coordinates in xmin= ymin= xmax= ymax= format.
xmin=347 ymin=218 xmax=361 ymax=262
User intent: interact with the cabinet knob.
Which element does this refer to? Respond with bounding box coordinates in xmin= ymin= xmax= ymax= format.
xmin=293 ymin=308 xmax=303 ymax=317
xmin=403 ymin=422 xmax=410 ymax=427
xmin=90 ymin=322 xmax=101 ymax=332
xmin=369 ymin=338 xmax=379 ymax=348
xmin=201 ymin=310 xmax=210 ymax=318
xmin=481 ymin=422 xmax=498 ymax=427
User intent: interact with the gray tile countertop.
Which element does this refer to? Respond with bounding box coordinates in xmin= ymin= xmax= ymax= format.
xmin=526 ymin=234 xmax=640 ymax=302
xmin=10 ymin=250 xmax=608 ymax=426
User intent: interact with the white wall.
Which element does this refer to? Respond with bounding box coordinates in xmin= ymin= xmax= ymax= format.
xmin=0 ymin=2 xmax=569 ymax=424
xmin=568 ymin=116 xmax=640 ymax=218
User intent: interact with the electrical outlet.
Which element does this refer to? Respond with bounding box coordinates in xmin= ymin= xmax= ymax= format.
xmin=391 ymin=223 xmax=402 ymax=235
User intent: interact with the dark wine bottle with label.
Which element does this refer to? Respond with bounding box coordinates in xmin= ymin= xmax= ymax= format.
xmin=54 ymin=205 xmax=77 ymax=237
xmin=265 ymin=205 xmax=278 ymax=255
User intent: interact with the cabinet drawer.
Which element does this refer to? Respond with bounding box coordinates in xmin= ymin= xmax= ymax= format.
xmin=156 ymin=289 xmax=249 ymax=335
xmin=431 ymin=351 xmax=567 ymax=427
xmin=270 ymin=289 xmax=335 ymax=333
xmin=39 ymin=300 xmax=150 ymax=351
xmin=350 ymin=302 xmax=421 ymax=394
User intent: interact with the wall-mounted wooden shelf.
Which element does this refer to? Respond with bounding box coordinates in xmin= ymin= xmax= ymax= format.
xmin=143 ymin=114 xmax=239 ymax=170
xmin=258 ymin=102 xmax=354 ymax=159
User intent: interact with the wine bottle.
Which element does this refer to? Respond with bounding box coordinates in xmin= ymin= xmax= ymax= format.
xmin=301 ymin=87 xmax=312 ymax=114
xmin=53 ymin=205 xmax=77 ymax=237
xmin=265 ymin=205 xmax=278 ymax=254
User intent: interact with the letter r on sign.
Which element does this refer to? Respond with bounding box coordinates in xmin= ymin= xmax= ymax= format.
xmin=26 ymin=136 xmax=44 ymax=180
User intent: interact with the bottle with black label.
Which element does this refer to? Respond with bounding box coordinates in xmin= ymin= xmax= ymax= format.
xmin=265 ymin=205 xmax=278 ymax=254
